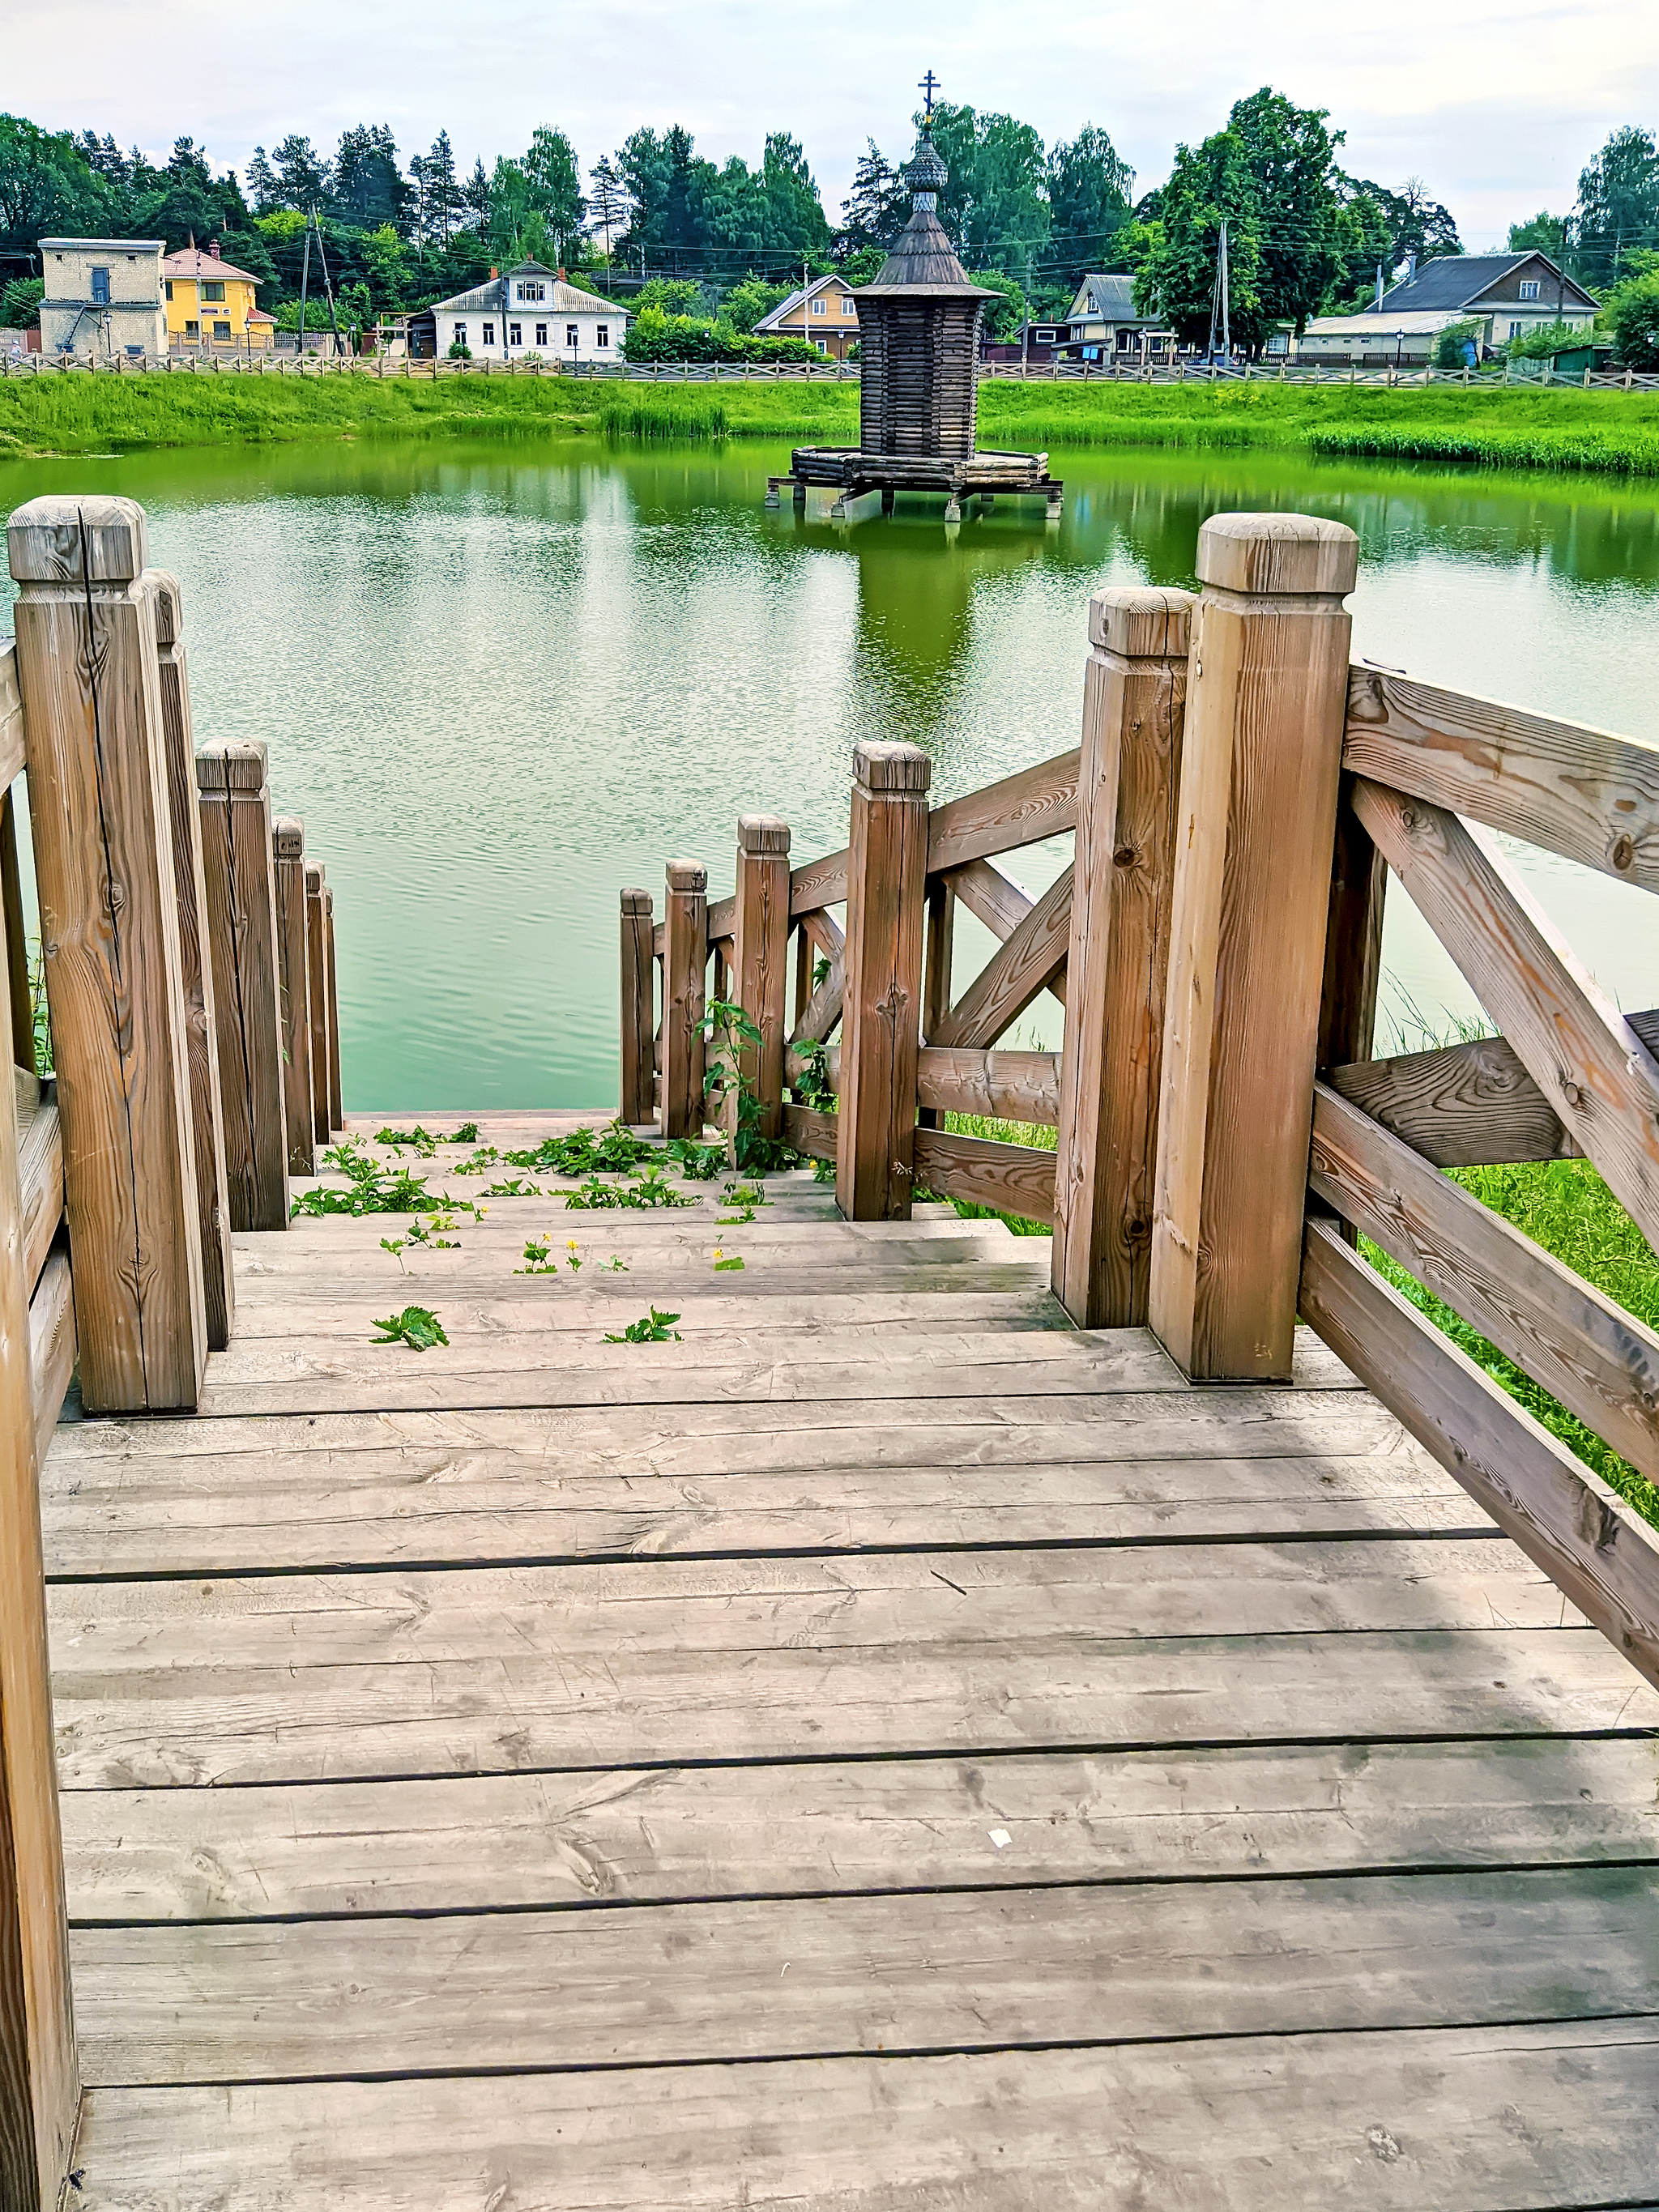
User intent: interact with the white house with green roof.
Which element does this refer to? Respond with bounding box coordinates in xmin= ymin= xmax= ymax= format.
xmin=432 ymin=260 xmax=628 ymax=364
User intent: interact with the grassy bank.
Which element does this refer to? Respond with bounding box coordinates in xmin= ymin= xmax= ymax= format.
xmin=7 ymin=368 xmax=1659 ymax=478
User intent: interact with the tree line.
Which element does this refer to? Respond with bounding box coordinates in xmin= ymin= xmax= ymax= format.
xmin=1 ymin=96 xmax=1654 ymax=351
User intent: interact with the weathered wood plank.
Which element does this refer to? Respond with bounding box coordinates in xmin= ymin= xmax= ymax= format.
xmin=8 ymin=493 xmax=205 ymax=1419
xmin=1316 ymin=774 xmax=1388 ymax=1077
xmin=1352 ymin=776 xmax=1659 ymax=1250
xmin=731 ymin=815 xmax=790 ymax=1139
xmin=838 ymin=744 xmax=930 ymax=1220
xmin=1310 ymin=1081 xmax=1659 ymax=1482
xmin=322 ymin=886 xmax=342 ymax=1131
xmin=1149 ymin=514 xmax=1358 ymax=1383
xmin=1300 ymin=1218 xmax=1659 ymax=1690
xmin=662 ymin=859 xmax=707 ymax=1141
xmin=17 ymin=1095 xmax=60 ymax=1295
xmin=304 ymin=863 xmax=331 ymax=1149
xmin=0 ymin=786 xmax=34 ymax=1076
xmin=66 ymin=1865 xmax=1659 ymax=2084
xmin=932 ymin=867 xmax=1072 ymax=1051
xmin=618 ymin=889 xmax=656 ymax=1127
xmin=1345 ymin=663 xmax=1659 ymax=892
xmin=912 ymin=1127 xmax=1056 ymax=1225
xmin=61 ymin=1737 xmax=1657 ymax=1920
xmin=65 ymin=2019 xmax=1659 ymax=2212
xmin=939 ymin=856 xmax=1030 ymax=942
xmin=197 ymin=744 xmax=288 ymax=1233
xmin=147 ymin=577 xmax=234 ymax=1352
xmin=788 ymin=846 xmax=847 ymax=917
xmin=925 ymin=748 xmax=1080 ymax=874
xmin=270 ymin=818 xmax=314 ymax=1179
xmin=915 ymin=1046 xmax=1058 ymax=1124
xmin=1053 ymin=587 xmax=1193 ymax=1328
xmin=27 ymin=1252 xmax=74 ymax=1472
xmin=0 ymin=640 xmax=21 ymax=792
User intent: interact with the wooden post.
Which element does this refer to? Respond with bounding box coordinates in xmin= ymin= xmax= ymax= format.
xmin=918 ymin=880 xmax=955 ymax=1129
xmin=305 ymin=863 xmax=330 ymax=1148
xmin=197 ymin=742 xmax=289 ymax=1230
xmin=732 ymin=815 xmax=791 ymax=1140
xmin=323 ymin=887 xmax=342 ymax=1132
xmin=271 ymin=817 xmax=314 ymax=1175
xmin=147 ymin=570 xmax=235 ymax=1349
xmin=1318 ymin=786 xmax=1388 ymax=1075
xmin=1051 ymin=585 xmax=1196 ymax=1327
xmin=1148 ymin=512 xmax=1359 ymax=1381
xmin=619 ymin=889 xmax=655 ymax=1127
xmin=6 ymin=493 xmax=207 ymax=1413
xmin=837 ymin=741 xmax=931 ymax=1221
xmin=662 ymin=860 xmax=707 ymax=1140
xmin=0 ymin=792 xmax=34 ymax=1078
xmin=0 ymin=919 xmax=77 ymax=2212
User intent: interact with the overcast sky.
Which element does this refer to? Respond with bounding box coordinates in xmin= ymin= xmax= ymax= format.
xmin=6 ymin=0 xmax=1656 ymax=249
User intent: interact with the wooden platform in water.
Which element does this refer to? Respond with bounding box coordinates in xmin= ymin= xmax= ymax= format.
xmin=42 ymin=1117 xmax=1659 ymax=2207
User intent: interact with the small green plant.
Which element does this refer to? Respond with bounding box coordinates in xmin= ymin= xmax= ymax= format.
xmin=667 ymin=1135 xmax=726 ymax=1179
xmin=790 ymin=1038 xmax=837 ymax=1115
xmin=28 ymin=944 xmax=51 ymax=1077
xmin=718 ymin=1178 xmax=768 ymax=1224
xmin=452 ymin=1122 xmax=480 ymax=1143
xmin=712 ymin=1246 xmax=745 ymax=1271
xmin=376 ymin=1123 xmax=441 ymax=1156
xmin=504 ymin=1122 xmax=659 ymax=1176
xmin=604 ymin=1306 xmax=683 ymax=1344
xmin=454 ymin=1146 xmax=500 ymax=1174
xmin=483 ymin=1175 xmax=545 ymax=1198
xmin=294 ymin=1137 xmax=483 ymax=1221
xmin=564 ymin=1166 xmax=696 ymax=1210
xmin=517 ymin=1236 xmax=555 ymax=1275
xmin=604 ymin=1254 xmax=629 ymax=1271
xmin=702 ymin=996 xmax=804 ymax=1173
xmin=810 ymin=1155 xmax=836 ymax=1184
xmin=380 ymin=1234 xmax=408 ymax=1270
xmin=371 ymin=1305 xmax=449 ymax=1350
xmin=565 ymin=1238 xmax=583 ymax=1272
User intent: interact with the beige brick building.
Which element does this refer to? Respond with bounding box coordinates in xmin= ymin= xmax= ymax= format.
xmin=39 ymin=238 xmax=166 ymax=360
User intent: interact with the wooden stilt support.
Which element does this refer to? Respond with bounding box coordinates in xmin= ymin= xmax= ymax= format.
xmin=323 ymin=886 xmax=342 ymax=1132
xmin=304 ymin=863 xmax=330 ymax=1148
xmin=662 ymin=859 xmax=707 ymax=1140
xmin=837 ymin=742 xmax=931 ymax=1221
xmin=619 ymin=889 xmax=655 ymax=1127
xmin=1149 ymin=513 xmax=1359 ymax=1380
xmin=731 ymin=815 xmax=791 ymax=1140
xmin=1051 ymin=586 xmax=1196 ymax=1328
xmin=271 ymin=818 xmax=314 ymax=1176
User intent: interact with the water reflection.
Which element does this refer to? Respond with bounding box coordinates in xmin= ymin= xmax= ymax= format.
xmin=2 ymin=435 xmax=1655 ymax=1106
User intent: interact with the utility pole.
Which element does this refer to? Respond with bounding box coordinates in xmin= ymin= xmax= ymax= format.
xmin=297 ymin=220 xmax=311 ymax=357
xmin=1208 ymin=221 xmax=1230 ymax=363
xmin=1375 ymin=260 xmax=1384 ymax=313
xmin=1221 ymin=219 xmax=1230 ymax=361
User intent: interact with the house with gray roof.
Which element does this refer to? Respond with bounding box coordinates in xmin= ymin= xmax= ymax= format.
xmin=432 ymin=261 xmax=627 ymax=364
xmin=1298 ymin=252 xmax=1597 ymax=365
xmin=1058 ymin=273 xmax=1166 ymax=362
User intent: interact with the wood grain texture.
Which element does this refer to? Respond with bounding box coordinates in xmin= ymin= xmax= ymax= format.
xmin=662 ymin=860 xmax=707 ymax=1140
xmin=1352 ymin=776 xmax=1659 ymax=1249
xmin=64 ymin=2019 xmax=1659 ymax=2212
xmin=304 ymin=863 xmax=330 ymax=1149
xmin=618 ymin=890 xmax=655 ymax=1126
xmin=788 ymin=846 xmax=847 ymax=918
xmin=60 ymin=1737 xmax=1657 ymax=1920
xmin=16 ymin=1096 xmax=60 ymax=1298
xmin=912 ymin=1126 xmax=1056 ymax=1225
xmin=0 ymin=826 xmax=75 ymax=2206
xmin=733 ymin=816 xmax=790 ymax=1139
xmin=1345 ymin=663 xmax=1659 ymax=892
xmin=837 ymin=744 xmax=930 ymax=1220
xmin=1053 ymin=586 xmax=1194 ymax=1328
xmin=196 ymin=745 xmax=288 ymax=1233
xmin=1300 ymin=1218 xmax=1659 ymax=1690
xmin=1316 ymin=776 xmax=1387 ymax=1076
xmin=1310 ymin=1081 xmax=1659 ymax=1482
xmin=0 ymin=789 xmax=33 ymax=1077
xmin=1150 ymin=514 xmax=1358 ymax=1381
xmin=26 ymin=1252 xmax=74 ymax=1473
xmin=8 ymin=493 xmax=207 ymax=1415
xmin=925 ymin=747 xmax=1080 ymax=873
xmin=0 ymin=642 xmax=21 ymax=794
xmin=146 ymin=581 xmax=234 ymax=1353
xmin=915 ymin=1046 xmax=1058 ymax=1124
xmin=270 ymin=819 xmax=314 ymax=1178
xmin=932 ymin=867 xmax=1072 ymax=1051
xmin=782 ymin=1101 xmax=836 ymax=1161
xmin=322 ymin=889 xmax=342 ymax=1132
xmin=1328 ymin=1030 xmax=1580 ymax=1168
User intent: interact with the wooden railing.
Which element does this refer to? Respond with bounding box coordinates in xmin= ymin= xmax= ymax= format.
xmin=0 ymin=492 xmax=344 ymax=2207
xmin=621 ymin=505 xmax=1659 ymax=1699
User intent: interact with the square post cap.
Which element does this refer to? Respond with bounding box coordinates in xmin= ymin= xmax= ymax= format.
xmin=1088 ymin=586 xmax=1197 ymax=658
xmin=147 ymin=569 xmax=184 ymax=649
xmin=305 ymin=862 xmax=326 ymax=891
xmin=272 ymin=816 xmax=305 ymax=859
xmin=621 ymin=888 xmax=654 ymax=915
xmin=7 ymin=494 xmax=149 ymax=584
xmin=854 ymin=741 xmax=931 ymax=795
xmin=196 ymin=740 xmax=269 ymax=794
xmin=1196 ymin=513 xmax=1358 ymax=597
xmin=666 ymin=859 xmax=707 ymax=894
xmin=738 ymin=814 xmax=791 ymax=856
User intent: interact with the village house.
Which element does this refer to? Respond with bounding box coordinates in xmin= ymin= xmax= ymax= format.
xmin=38 ymin=237 xmax=166 ymax=359
xmin=753 ymin=273 xmax=860 ymax=360
xmin=1056 ymin=272 xmax=1168 ymax=362
xmin=163 ymin=241 xmax=273 ymax=352
xmin=1297 ymin=250 xmax=1598 ymax=366
xmin=432 ymin=261 xmax=628 ymax=364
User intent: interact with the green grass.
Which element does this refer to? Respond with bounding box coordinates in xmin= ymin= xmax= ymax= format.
xmin=8 ymin=366 xmax=1659 ymax=479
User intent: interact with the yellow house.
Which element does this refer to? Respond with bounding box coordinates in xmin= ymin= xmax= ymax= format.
xmin=161 ymin=240 xmax=271 ymax=349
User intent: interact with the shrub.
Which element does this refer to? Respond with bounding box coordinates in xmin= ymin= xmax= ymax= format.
xmin=0 ymin=276 xmax=43 ymax=328
xmin=620 ymin=307 xmax=820 ymax=365
xmin=447 ymin=339 xmax=471 ymax=360
xmin=1606 ymin=275 xmax=1659 ymax=371
xmin=1434 ymin=320 xmax=1482 ymax=370
xmin=1504 ymin=318 xmax=1589 ymax=362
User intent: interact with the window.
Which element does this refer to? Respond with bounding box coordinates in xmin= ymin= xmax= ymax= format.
xmin=185 ymin=320 xmax=199 ymax=338
xmin=1508 ymin=320 xmax=1523 ymax=339
xmin=213 ymin=321 xmax=231 ymax=341
xmin=1519 ymin=279 xmax=1540 ymax=300
xmin=164 ymin=279 xmax=174 ymax=301
xmin=90 ymin=266 xmax=110 ymax=305
xmin=509 ymin=322 xmax=522 ymax=344
xmin=1033 ymin=327 xmax=1055 ymax=343
xmin=454 ymin=322 xmax=467 ymax=346
xmin=812 ymin=294 xmax=826 ymax=314
xmin=518 ymin=281 xmax=545 ymax=302
xmin=566 ymin=323 xmax=578 ymax=347
xmin=535 ymin=322 xmax=548 ymax=346
xmin=842 ymin=294 xmax=855 ymax=313
xmin=482 ymin=322 xmax=495 ymax=345
xmin=815 ymin=339 xmax=827 ymax=354
xmin=597 ymin=323 xmax=609 ymax=347
xmin=202 ymin=280 xmax=224 ymax=303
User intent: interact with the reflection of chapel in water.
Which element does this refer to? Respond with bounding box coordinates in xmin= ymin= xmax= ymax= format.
xmin=768 ymin=108 xmax=1061 ymax=526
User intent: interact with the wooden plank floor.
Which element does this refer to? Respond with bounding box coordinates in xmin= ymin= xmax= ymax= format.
xmin=42 ymin=1117 xmax=1659 ymax=2209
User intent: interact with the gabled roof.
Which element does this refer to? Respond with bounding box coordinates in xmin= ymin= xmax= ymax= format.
xmin=753 ymin=273 xmax=852 ymax=331
xmin=1380 ymin=253 xmax=1597 ymax=314
xmin=432 ymin=264 xmax=627 ymax=317
xmin=162 ymin=245 xmax=261 ymax=287
xmin=1066 ymin=273 xmax=1150 ymax=324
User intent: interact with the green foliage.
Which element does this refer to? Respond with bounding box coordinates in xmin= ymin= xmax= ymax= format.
xmin=630 ymin=277 xmax=711 ymax=318
xmin=926 ymin=104 xmax=1050 ymax=280
xmin=713 ymin=1253 xmax=745 ymax=1271
xmin=619 ymin=306 xmax=819 ymax=365
xmin=27 ymin=944 xmax=50 ymax=1076
xmin=721 ymin=275 xmax=794 ymax=335
xmin=1136 ymin=126 xmax=1265 ymax=347
xmin=790 ymin=1039 xmax=836 ymax=1113
xmin=1046 ymin=126 xmax=1135 ymax=288
xmin=0 ymin=275 xmax=42 ymax=327
xmin=290 ymin=1137 xmax=481 ymax=1219
xmin=702 ymin=996 xmax=801 ymax=1174
xmin=371 ymin=1304 xmax=449 ymax=1350
xmin=667 ymin=1136 xmax=725 ymax=1179
xmin=1604 ymin=274 xmax=1659 ymax=370
xmin=1508 ymin=211 xmax=1572 ymax=260
xmin=499 ymin=1121 xmax=657 ymax=1176
xmin=615 ymin=125 xmax=829 ymax=270
xmin=967 ymin=270 xmax=1029 ymax=343
xmin=1504 ymin=318 xmax=1588 ymax=361
xmin=564 ymin=1166 xmax=695 ymax=1210
xmin=1434 ymin=319 xmax=1482 ymax=370
xmin=604 ymin=1306 xmax=682 ymax=1343
xmin=1576 ymin=126 xmax=1659 ymax=288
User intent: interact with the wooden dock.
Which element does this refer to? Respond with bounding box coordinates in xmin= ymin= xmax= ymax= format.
xmin=36 ymin=1119 xmax=1659 ymax=2206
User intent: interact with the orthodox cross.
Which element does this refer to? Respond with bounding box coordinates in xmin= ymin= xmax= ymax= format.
xmin=919 ymin=70 xmax=940 ymax=118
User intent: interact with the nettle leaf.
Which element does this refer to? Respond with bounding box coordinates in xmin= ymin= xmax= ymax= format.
xmin=371 ymin=1305 xmax=450 ymax=1351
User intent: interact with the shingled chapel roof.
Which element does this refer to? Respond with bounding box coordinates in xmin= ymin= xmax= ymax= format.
xmin=855 ymin=136 xmax=1000 ymax=301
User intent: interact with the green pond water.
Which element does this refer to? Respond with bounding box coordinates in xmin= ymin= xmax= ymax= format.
xmin=2 ymin=435 xmax=1657 ymax=1110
